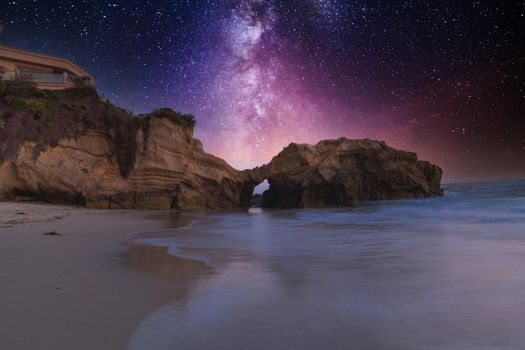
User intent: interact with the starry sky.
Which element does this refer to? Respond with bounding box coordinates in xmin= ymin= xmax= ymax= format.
xmin=1 ymin=0 xmax=524 ymax=181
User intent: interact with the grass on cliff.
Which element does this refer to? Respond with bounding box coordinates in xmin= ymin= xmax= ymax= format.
xmin=146 ymin=108 xmax=195 ymax=128
xmin=0 ymin=79 xmax=196 ymax=177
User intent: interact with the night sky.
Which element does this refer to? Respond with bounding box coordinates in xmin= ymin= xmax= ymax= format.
xmin=1 ymin=1 xmax=524 ymax=181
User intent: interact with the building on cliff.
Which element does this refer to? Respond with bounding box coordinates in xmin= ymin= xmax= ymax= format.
xmin=0 ymin=45 xmax=92 ymax=90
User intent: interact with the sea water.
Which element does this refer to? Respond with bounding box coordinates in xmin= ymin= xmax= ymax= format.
xmin=127 ymin=180 xmax=525 ymax=350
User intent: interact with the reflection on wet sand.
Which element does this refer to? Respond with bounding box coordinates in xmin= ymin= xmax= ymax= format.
xmin=121 ymin=244 xmax=214 ymax=281
xmin=125 ymin=180 xmax=525 ymax=350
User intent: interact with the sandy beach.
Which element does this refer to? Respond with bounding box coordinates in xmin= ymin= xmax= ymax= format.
xmin=0 ymin=202 xmax=208 ymax=350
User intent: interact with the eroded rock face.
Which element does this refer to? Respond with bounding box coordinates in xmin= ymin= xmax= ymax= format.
xmin=0 ymin=117 xmax=252 ymax=209
xmin=90 ymin=117 xmax=254 ymax=209
xmin=0 ymin=132 xmax=443 ymax=210
xmin=249 ymin=138 xmax=443 ymax=209
xmin=0 ymin=84 xmax=442 ymax=210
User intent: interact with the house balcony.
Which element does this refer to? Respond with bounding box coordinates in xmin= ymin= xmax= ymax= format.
xmin=1 ymin=69 xmax=92 ymax=90
xmin=1 ymin=45 xmax=93 ymax=91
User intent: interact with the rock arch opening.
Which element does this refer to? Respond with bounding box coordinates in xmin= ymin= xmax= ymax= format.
xmin=250 ymin=179 xmax=269 ymax=207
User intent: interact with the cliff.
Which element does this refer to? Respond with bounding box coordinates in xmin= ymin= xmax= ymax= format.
xmin=0 ymin=81 xmax=252 ymax=209
xmin=0 ymin=80 xmax=442 ymax=210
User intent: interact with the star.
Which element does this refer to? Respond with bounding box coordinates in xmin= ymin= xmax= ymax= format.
xmin=0 ymin=0 xmax=524 ymax=180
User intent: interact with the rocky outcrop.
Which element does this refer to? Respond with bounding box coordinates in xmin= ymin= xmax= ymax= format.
xmin=0 ymin=83 xmax=442 ymax=210
xmin=0 ymin=117 xmax=252 ymax=210
xmin=248 ymin=138 xmax=442 ymax=209
xmin=0 ymin=130 xmax=442 ymax=211
xmin=88 ymin=117 xmax=253 ymax=209
xmin=0 ymin=131 xmax=442 ymax=210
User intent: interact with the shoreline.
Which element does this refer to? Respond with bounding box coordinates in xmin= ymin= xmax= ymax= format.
xmin=0 ymin=202 xmax=201 ymax=350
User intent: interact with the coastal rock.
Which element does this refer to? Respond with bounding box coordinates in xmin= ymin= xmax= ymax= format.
xmin=248 ymin=138 xmax=443 ymax=209
xmin=0 ymin=118 xmax=251 ymax=209
xmin=88 ymin=116 xmax=253 ymax=209
xmin=0 ymin=84 xmax=442 ymax=210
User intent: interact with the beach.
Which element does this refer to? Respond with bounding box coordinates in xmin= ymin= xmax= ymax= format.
xmin=126 ymin=180 xmax=525 ymax=350
xmin=0 ymin=203 xmax=208 ymax=350
xmin=2 ymin=180 xmax=525 ymax=350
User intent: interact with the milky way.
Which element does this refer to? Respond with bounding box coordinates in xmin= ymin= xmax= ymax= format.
xmin=201 ymin=1 xmax=334 ymax=167
xmin=1 ymin=0 xmax=524 ymax=180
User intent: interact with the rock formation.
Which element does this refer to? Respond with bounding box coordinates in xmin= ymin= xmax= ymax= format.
xmin=0 ymin=82 xmax=442 ymax=210
xmin=248 ymin=138 xmax=443 ymax=209
xmin=0 ymin=83 xmax=252 ymax=209
xmin=0 ymin=118 xmax=253 ymax=209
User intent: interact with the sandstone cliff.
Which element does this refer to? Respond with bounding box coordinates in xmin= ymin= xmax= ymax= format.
xmin=0 ymin=117 xmax=253 ymax=209
xmin=0 ymin=83 xmax=252 ymax=209
xmin=0 ymin=81 xmax=442 ymax=210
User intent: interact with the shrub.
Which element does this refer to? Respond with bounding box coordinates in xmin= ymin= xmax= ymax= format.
xmin=12 ymin=99 xmax=28 ymax=111
xmin=0 ymin=78 xmax=39 ymax=99
xmin=69 ymin=75 xmax=91 ymax=88
xmin=42 ymin=90 xmax=59 ymax=101
xmin=148 ymin=108 xmax=196 ymax=127
xmin=26 ymin=99 xmax=50 ymax=113
xmin=60 ymin=85 xmax=98 ymax=100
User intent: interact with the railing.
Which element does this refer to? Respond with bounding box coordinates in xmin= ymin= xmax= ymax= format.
xmin=0 ymin=70 xmax=17 ymax=80
xmin=23 ymin=71 xmax=65 ymax=83
xmin=1 ymin=70 xmax=66 ymax=84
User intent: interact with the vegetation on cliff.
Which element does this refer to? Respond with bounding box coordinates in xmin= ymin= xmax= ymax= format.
xmin=0 ymin=79 xmax=196 ymax=177
xmin=146 ymin=108 xmax=195 ymax=128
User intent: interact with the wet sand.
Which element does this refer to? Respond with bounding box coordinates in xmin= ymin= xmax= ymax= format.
xmin=0 ymin=202 xmax=208 ymax=350
xmin=125 ymin=181 xmax=525 ymax=350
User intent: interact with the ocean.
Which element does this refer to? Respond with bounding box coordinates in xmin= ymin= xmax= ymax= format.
xmin=127 ymin=180 xmax=525 ymax=350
